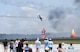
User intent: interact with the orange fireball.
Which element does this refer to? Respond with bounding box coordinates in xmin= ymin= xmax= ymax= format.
xmin=71 ymin=29 xmax=76 ymax=38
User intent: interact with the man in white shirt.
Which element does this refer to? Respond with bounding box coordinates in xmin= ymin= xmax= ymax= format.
xmin=35 ymin=38 xmax=41 ymax=52
xmin=15 ymin=39 xmax=20 ymax=52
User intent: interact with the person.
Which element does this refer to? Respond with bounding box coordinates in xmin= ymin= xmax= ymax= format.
xmin=57 ymin=43 xmax=64 ymax=52
xmin=3 ymin=39 xmax=8 ymax=52
xmin=68 ymin=43 xmax=74 ymax=49
xmin=48 ymin=38 xmax=53 ymax=51
xmin=62 ymin=42 xmax=66 ymax=49
xmin=23 ymin=42 xmax=33 ymax=52
xmin=44 ymin=46 xmax=49 ymax=52
xmin=24 ymin=42 xmax=30 ymax=52
xmin=44 ymin=37 xmax=49 ymax=48
xmin=15 ymin=39 xmax=20 ymax=52
xmin=9 ymin=40 xmax=14 ymax=52
xmin=17 ymin=40 xmax=23 ymax=52
xmin=28 ymin=48 xmax=32 ymax=52
xmin=35 ymin=38 xmax=41 ymax=52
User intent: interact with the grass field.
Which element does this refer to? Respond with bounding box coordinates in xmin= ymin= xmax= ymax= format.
xmin=26 ymin=38 xmax=80 ymax=44
xmin=0 ymin=38 xmax=80 ymax=44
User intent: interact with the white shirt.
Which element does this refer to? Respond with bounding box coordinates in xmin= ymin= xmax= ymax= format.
xmin=48 ymin=41 xmax=53 ymax=47
xmin=15 ymin=40 xmax=20 ymax=47
xmin=35 ymin=40 xmax=41 ymax=48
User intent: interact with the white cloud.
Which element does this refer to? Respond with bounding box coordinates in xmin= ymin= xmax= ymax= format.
xmin=21 ymin=6 xmax=34 ymax=11
xmin=20 ymin=5 xmax=47 ymax=17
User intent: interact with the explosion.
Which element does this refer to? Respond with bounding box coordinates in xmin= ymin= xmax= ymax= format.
xmin=71 ymin=29 xmax=76 ymax=38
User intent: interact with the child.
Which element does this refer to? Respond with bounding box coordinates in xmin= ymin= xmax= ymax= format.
xmin=24 ymin=42 xmax=30 ymax=52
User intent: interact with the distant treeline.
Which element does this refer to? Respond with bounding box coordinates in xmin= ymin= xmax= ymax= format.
xmin=0 ymin=32 xmax=80 ymax=40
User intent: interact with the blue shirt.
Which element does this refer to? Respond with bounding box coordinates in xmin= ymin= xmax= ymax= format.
xmin=68 ymin=45 xmax=74 ymax=49
xmin=25 ymin=45 xmax=30 ymax=52
xmin=44 ymin=40 xmax=49 ymax=48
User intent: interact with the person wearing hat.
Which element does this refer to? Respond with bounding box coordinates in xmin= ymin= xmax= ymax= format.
xmin=44 ymin=37 xmax=49 ymax=49
xmin=48 ymin=38 xmax=53 ymax=52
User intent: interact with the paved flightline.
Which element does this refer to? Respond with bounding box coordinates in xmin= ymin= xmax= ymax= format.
xmin=0 ymin=44 xmax=80 ymax=52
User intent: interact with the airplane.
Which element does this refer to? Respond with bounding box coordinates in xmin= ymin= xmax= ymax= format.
xmin=39 ymin=15 xmax=42 ymax=21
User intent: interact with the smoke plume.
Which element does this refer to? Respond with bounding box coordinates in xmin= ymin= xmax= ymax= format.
xmin=48 ymin=7 xmax=80 ymax=33
xmin=75 ymin=0 xmax=80 ymax=8
xmin=48 ymin=8 xmax=65 ymax=29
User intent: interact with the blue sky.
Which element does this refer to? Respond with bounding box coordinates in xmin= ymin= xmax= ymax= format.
xmin=0 ymin=0 xmax=80 ymax=34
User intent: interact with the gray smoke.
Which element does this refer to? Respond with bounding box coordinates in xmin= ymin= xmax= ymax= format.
xmin=48 ymin=7 xmax=80 ymax=33
xmin=75 ymin=0 xmax=80 ymax=4
xmin=49 ymin=8 xmax=65 ymax=29
xmin=75 ymin=0 xmax=80 ymax=8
